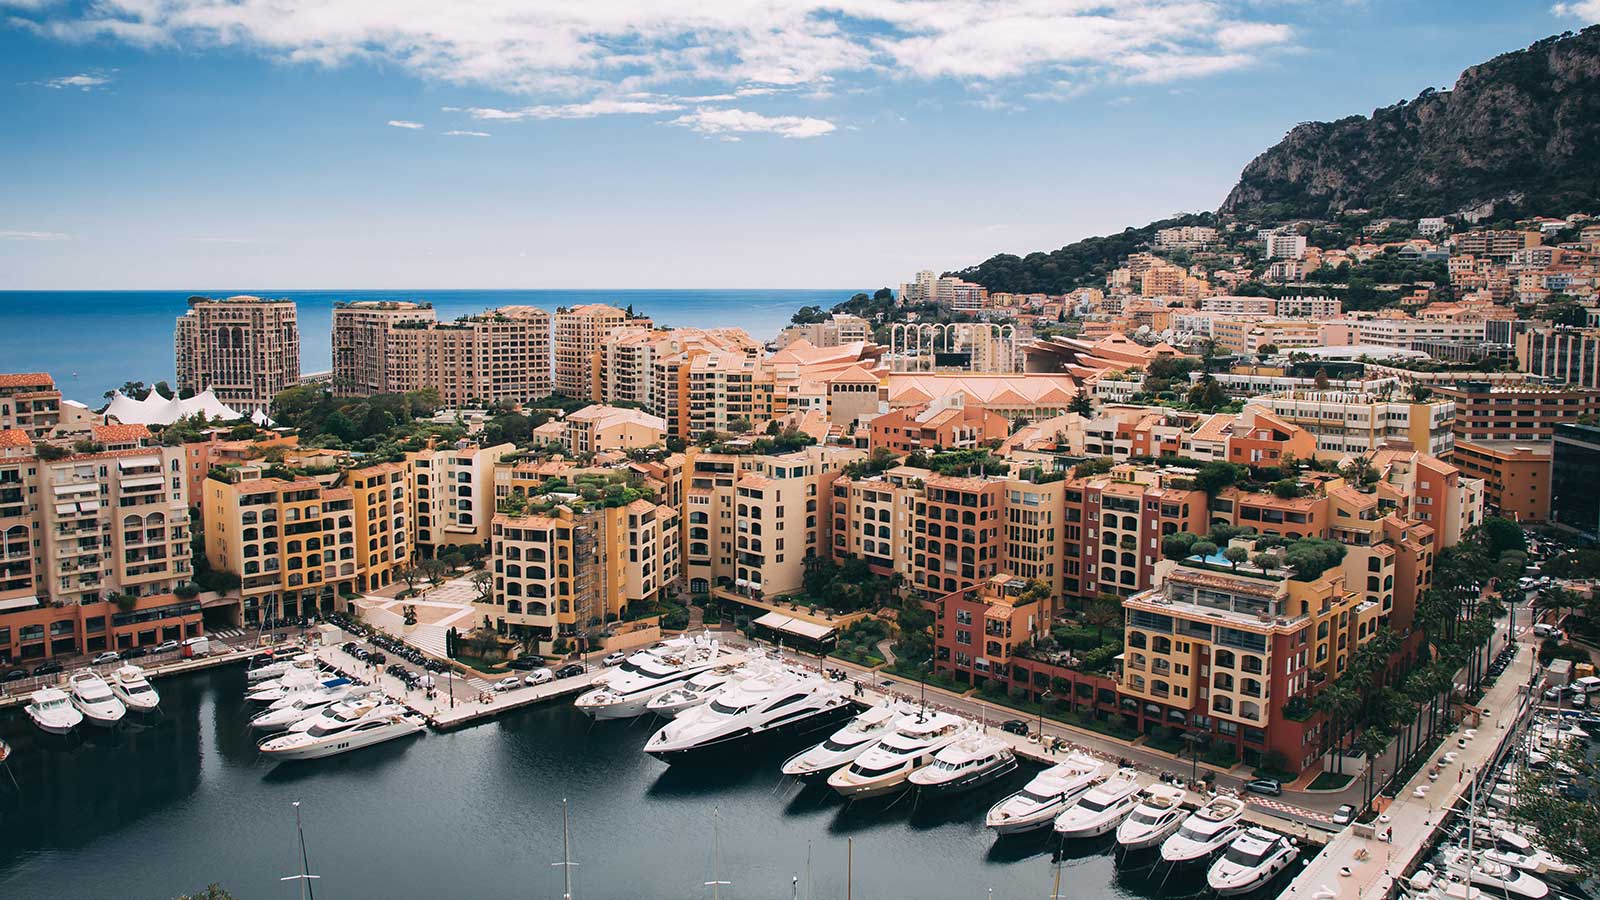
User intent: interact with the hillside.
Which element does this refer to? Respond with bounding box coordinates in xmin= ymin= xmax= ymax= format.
xmin=947 ymin=213 xmax=1214 ymax=295
xmin=1222 ymin=26 xmax=1600 ymax=221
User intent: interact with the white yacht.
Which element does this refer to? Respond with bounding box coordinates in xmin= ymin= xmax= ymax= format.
xmin=644 ymin=667 xmax=853 ymax=764
xmin=108 ymin=664 xmax=160 ymax=712
xmin=245 ymin=651 xmax=315 ymax=684
xmin=1116 ymin=783 xmax=1189 ymax=850
xmin=68 ymin=669 xmax=126 ymax=727
xmin=1160 ymin=793 xmax=1247 ymax=864
xmin=25 ymin=687 xmax=83 ymax=734
xmin=285 ymin=696 xmax=383 ymax=734
xmin=1053 ymin=768 xmax=1142 ymax=838
xmin=259 ymin=706 xmax=424 ymax=761
xmin=245 ymin=658 xmax=324 ymax=702
xmin=250 ymin=683 xmax=367 ymax=732
xmin=1207 ymin=827 xmax=1299 ymax=896
xmin=826 ymin=711 xmax=967 ymax=799
xmin=574 ymin=639 xmax=739 ymax=720
xmin=781 ymin=705 xmax=904 ymax=782
xmin=644 ymin=666 xmax=743 ymax=719
xmin=986 ymin=751 xmax=1107 ymax=835
xmin=267 ymin=677 xmax=354 ymax=711
xmin=1408 ymin=868 xmax=1485 ymax=900
xmin=1481 ymin=847 xmax=1581 ymax=883
xmin=907 ymin=733 xmax=1017 ymax=796
xmin=1441 ymin=847 xmax=1550 ymax=900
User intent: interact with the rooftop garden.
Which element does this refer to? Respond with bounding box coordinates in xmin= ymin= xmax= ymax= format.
xmin=1162 ymin=528 xmax=1347 ymax=581
xmin=904 ymin=448 xmax=1008 ymax=477
xmin=497 ymin=469 xmax=655 ymax=515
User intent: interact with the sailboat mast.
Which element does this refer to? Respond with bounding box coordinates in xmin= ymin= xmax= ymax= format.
xmin=705 ymin=808 xmax=731 ymax=900
xmin=279 ymin=801 xmax=321 ymax=900
xmin=552 ymin=798 xmax=578 ymax=900
xmin=846 ymin=838 xmax=853 ymax=900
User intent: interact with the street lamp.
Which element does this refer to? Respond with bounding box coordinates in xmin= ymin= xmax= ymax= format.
xmin=918 ymin=654 xmax=933 ymax=721
xmin=1183 ymin=731 xmax=1205 ymax=786
xmin=1038 ymin=690 xmax=1052 ymax=744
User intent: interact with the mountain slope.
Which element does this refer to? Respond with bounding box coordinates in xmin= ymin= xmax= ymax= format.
xmin=1221 ymin=26 xmax=1600 ymax=220
xmin=947 ymin=213 xmax=1214 ymax=295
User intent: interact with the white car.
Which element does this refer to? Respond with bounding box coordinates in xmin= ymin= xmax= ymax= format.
xmin=524 ymin=668 xmax=554 ymax=686
xmin=494 ymin=675 xmax=521 ymax=692
xmin=602 ymin=651 xmax=627 ymax=667
xmin=91 ymin=651 xmax=121 ymax=666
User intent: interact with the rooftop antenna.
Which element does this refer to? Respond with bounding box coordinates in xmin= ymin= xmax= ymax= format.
xmin=280 ymin=801 xmax=320 ymax=900
xmin=552 ymin=798 xmax=578 ymax=900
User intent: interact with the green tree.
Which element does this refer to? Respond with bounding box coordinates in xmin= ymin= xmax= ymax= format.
xmin=1222 ymin=546 xmax=1249 ymax=572
xmin=1162 ymin=532 xmax=1200 ymax=560
xmin=1191 ymin=540 xmax=1218 ymax=560
xmin=1069 ymin=391 xmax=1094 ymax=417
xmin=1193 ymin=461 xmax=1241 ymax=496
xmin=1186 ymin=374 xmax=1229 ymax=412
xmin=1084 ymin=593 xmax=1122 ymax=641
xmin=1480 ymin=516 xmax=1527 ymax=557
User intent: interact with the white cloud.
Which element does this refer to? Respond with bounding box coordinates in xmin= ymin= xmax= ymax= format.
xmin=459 ymin=99 xmax=684 ymax=120
xmin=7 ymin=2 xmax=1297 ymax=101
xmin=671 ymin=107 xmax=835 ymax=139
xmin=1553 ymin=0 xmax=1600 ymax=20
xmin=387 ymin=119 xmax=425 ymax=129
xmin=31 ymin=72 xmax=112 ymax=90
xmin=444 ymin=130 xmax=490 ymax=137
xmin=0 ymin=230 xmax=69 ymax=240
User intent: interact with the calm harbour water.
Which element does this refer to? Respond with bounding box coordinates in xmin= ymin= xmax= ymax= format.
xmin=0 ymin=666 xmax=1212 ymax=900
xmin=0 ymin=290 xmax=858 ymax=406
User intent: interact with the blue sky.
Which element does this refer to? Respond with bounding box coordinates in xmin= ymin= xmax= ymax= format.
xmin=0 ymin=1 xmax=1594 ymax=290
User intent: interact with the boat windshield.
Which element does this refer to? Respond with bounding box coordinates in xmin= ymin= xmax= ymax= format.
xmin=1223 ymin=843 xmax=1272 ymax=866
xmin=848 ymin=761 xmax=904 ymax=778
xmin=933 ymin=758 xmax=971 ymax=771
xmin=124 ymin=682 xmax=153 ymax=695
xmin=709 ymin=700 xmax=748 ymax=715
xmin=306 ymin=722 xmax=348 ymax=738
xmin=1130 ymin=809 xmax=1164 ymax=825
xmin=821 ymin=737 xmax=862 ymax=752
xmin=1016 ymin=789 xmax=1058 ymax=804
xmin=1177 ymin=824 xmax=1220 ymax=842
xmin=1077 ymin=797 xmax=1112 ymax=813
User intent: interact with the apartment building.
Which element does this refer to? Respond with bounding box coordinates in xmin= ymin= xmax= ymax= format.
xmin=1433 ymin=381 xmax=1600 ymax=443
xmin=1552 ymin=423 xmax=1600 ymax=537
xmin=1453 ymin=229 xmax=1539 ymax=260
xmin=562 ymin=405 xmax=668 ymax=455
xmin=868 ymin=398 xmax=1009 ymax=454
xmin=0 ymin=373 xmax=62 ymax=438
xmin=773 ymin=314 xmax=872 ymax=349
xmin=1352 ymin=316 xmax=1487 ymax=350
xmin=1449 ymin=440 xmax=1552 ymax=523
xmin=487 ymin=499 xmax=679 ymax=650
xmin=1064 ymin=466 xmax=1208 ymax=600
xmin=683 ymin=445 xmax=863 ymax=598
xmin=1212 ymin=318 xmax=1325 ymax=355
xmin=409 ymin=441 xmax=515 ymax=555
xmin=1516 ymin=327 xmax=1600 ymax=390
xmin=1243 ymin=390 xmax=1456 ymax=457
xmin=380 ymin=306 xmax=552 ymax=406
xmin=554 ymin=304 xmax=652 ymax=399
xmin=929 ymin=574 xmax=1046 ymax=687
xmin=1263 ymin=233 xmax=1307 ymax=259
xmin=330 ymin=300 xmax=437 ymax=396
xmin=1153 ymin=225 xmax=1219 ymax=251
xmin=174 ymin=295 xmax=301 ymax=416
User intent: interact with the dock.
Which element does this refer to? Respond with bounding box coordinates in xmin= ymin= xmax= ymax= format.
xmin=0 ymin=640 xmax=255 ymax=710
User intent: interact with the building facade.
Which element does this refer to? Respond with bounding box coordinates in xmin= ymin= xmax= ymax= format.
xmin=174 ymin=295 xmax=301 ymax=416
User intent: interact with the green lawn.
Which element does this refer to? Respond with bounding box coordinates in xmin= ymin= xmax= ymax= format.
xmin=1307 ymin=771 xmax=1354 ymax=791
xmin=451 ymin=654 xmax=505 ymax=674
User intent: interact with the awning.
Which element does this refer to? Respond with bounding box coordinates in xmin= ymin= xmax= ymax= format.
xmin=0 ymin=596 xmax=38 ymax=612
xmin=77 ymin=500 xmax=100 ymax=512
xmin=752 ymin=611 xmax=836 ymax=642
xmin=53 ymin=483 xmax=96 ymax=496
xmin=117 ymin=457 xmax=161 ymax=471
xmin=120 ymin=476 xmax=165 ymax=489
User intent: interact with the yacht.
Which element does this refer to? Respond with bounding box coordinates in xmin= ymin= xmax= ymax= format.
xmin=108 ymin=664 xmax=160 ymax=712
xmin=781 ymin=705 xmax=903 ymax=782
xmin=259 ymin=706 xmax=424 ymax=761
xmin=1053 ymin=768 xmax=1142 ymax=838
xmin=68 ymin=669 xmax=126 ymax=727
xmin=285 ymin=696 xmax=383 ymax=734
xmin=826 ymin=711 xmax=967 ymax=799
xmin=1207 ymin=828 xmax=1299 ymax=896
xmin=246 ymin=658 xmax=324 ymax=702
xmin=267 ymin=677 xmax=354 ymax=711
xmin=250 ymin=683 xmax=367 ymax=732
xmin=985 ymin=751 xmax=1107 ymax=835
xmin=1441 ymin=847 xmax=1550 ymax=900
xmin=907 ymin=733 xmax=1018 ymax=797
xmin=644 ymin=667 xmax=853 ymax=764
xmin=245 ymin=651 xmax=315 ymax=684
xmin=644 ymin=666 xmax=744 ymax=719
xmin=25 ymin=687 xmax=83 ymax=734
xmin=574 ymin=639 xmax=739 ymax=720
xmin=1160 ymin=793 xmax=1247 ymax=864
xmin=1480 ymin=847 xmax=1581 ymax=883
xmin=1116 ymin=783 xmax=1189 ymax=850
xmin=1408 ymin=868 xmax=1485 ymax=900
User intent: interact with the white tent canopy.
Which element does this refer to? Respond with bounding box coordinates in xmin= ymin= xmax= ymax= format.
xmin=752 ymin=611 xmax=837 ymax=643
xmin=104 ymin=386 xmax=243 ymax=426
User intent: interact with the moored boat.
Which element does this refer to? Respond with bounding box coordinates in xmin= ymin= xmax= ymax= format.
xmin=1052 ymin=768 xmax=1141 ymax=839
xmin=1207 ymin=827 xmax=1299 ymax=896
xmin=907 ymin=733 xmax=1017 ymax=796
xmin=68 ymin=669 xmax=126 ymax=727
xmin=985 ymin=751 xmax=1106 ymax=835
xmin=780 ymin=705 xmax=902 ymax=782
xmin=1115 ymin=783 xmax=1188 ymax=851
xmin=25 ymin=687 xmax=83 ymax=735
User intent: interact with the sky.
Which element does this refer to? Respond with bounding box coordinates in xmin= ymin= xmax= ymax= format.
xmin=0 ymin=1 xmax=1596 ymax=291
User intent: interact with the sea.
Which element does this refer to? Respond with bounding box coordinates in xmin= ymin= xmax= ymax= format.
xmin=0 ymin=665 xmax=1217 ymax=900
xmin=0 ymin=290 xmax=859 ymax=405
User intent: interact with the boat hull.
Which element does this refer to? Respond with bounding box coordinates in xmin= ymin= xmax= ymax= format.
xmin=987 ymin=806 xmax=1062 ymax=835
xmin=26 ymin=712 xmax=77 ymax=735
xmin=263 ymin=722 xmax=424 ymax=761
xmin=647 ymin=702 xmax=855 ymax=765
xmin=913 ymin=756 xmax=1019 ymax=798
xmin=1118 ymin=819 xmax=1182 ymax=852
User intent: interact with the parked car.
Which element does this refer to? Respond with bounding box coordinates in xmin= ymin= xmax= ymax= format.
xmin=152 ymin=640 xmax=180 ymax=654
xmin=602 ymin=651 xmax=627 ymax=667
xmin=1244 ymin=778 xmax=1283 ymax=797
xmin=120 ymin=647 xmax=149 ymax=660
xmin=91 ymin=651 xmax=121 ymax=665
xmin=1534 ymin=623 xmax=1564 ymax=639
xmin=999 ymin=719 xmax=1030 ymax=736
xmin=524 ymin=668 xmax=555 ymax=686
xmin=493 ymin=675 xmax=521 ymax=692
xmin=31 ymin=661 xmax=63 ymax=677
xmin=508 ymin=657 xmax=544 ymax=671
xmin=2 ymin=668 xmax=28 ymax=682
xmin=554 ymin=663 xmax=588 ymax=679
xmin=1332 ymin=804 xmax=1356 ymax=826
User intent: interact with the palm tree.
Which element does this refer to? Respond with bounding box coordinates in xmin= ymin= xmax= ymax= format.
xmin=1083 ymin=594 xmax=1121 ymax=642
xmin=1355 ymin=727 xmax=1390 ymax=810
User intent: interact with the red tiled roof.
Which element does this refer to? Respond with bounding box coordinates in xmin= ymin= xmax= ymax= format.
xmin=0 ymin=429 xmax=31 ymax=449
xmin=0 ymin=373 xmax=54 ymax=389
xmin=93 ymin=423 xmax=152 ymax=443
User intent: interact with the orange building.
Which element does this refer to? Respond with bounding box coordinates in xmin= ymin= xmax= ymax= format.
xmin=869 ymin=400 xmax=1009 ymax=454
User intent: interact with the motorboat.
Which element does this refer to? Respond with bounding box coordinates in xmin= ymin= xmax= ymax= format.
xmin=68 ymin=669 xmax=126 ymax=727
xmin=259 ymin=707 xmax=424 ymax=761
xmin=1441 ymin=847 xmax=1550 ymax=900
xmin=267 ymin=677 xmax=354 ymax=710
xmin=1115 ymin=783 xmax=1189 ymax=851
xmin=25 ymin=687 xmax=83 ymax=734
xmin=985 ymin=751 xmax=1106 ymax=835
xmin=108 ymin=664 xmax=160 ymax=712
xmin=575 ymin=639 xmax=740 ymax=720
xmin=1481 ymin=847 xmax=1582 ymax=883
xmin=285 ymin=697 xmax=383 ymax=734
xmin=644 ymin=667 xmax=853 ymax=764
xmin=246 ymin=658 xmax=324 ymax=701
xmin=1206 ymin=827 xmax=1299 ymax=895
xmin=250 ymin=683 xmax=367 ymax=732
xmin=907 ymin=733 xmax=1018 ymax=796
xmin=1052 ymin=768 xmax=1142 ymax=838
xmin=644 ymin=665 xmax=744 ymax=719
xmin=825 ymin=711 xmax=967 ymax=799
xmin=1408 ymin=868 xmax=1485 ymax=900
xmin=1160 ymin=793 xmax=1247 ymax=864
xmin=245 ymin=651 xmax=316 ymax=684
xmin=780 ymin=705 xmax=903 ymax=782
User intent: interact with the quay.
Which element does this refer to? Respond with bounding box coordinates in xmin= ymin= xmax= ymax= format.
xmin=1282 ymin=641 xmax=1535 ymax=900
xmin=0 ymin=639 xmax=256 ymax=710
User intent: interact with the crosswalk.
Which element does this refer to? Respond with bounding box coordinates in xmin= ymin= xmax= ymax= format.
xmin=1248 ymin=795 xmax=1333 ymax=824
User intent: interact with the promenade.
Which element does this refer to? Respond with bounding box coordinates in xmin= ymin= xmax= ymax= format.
xmin=1283 ymin=640 xmax=1535 ymax=900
